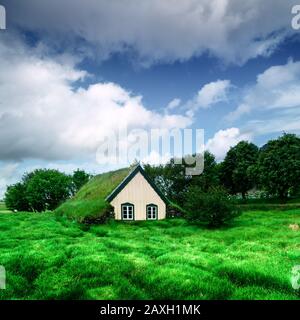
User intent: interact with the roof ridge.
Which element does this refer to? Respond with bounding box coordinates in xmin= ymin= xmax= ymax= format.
xmin=105 ymin=163 xmax=168 ymax=204
xmin=105 ymin=164 xmax=141 ymax=202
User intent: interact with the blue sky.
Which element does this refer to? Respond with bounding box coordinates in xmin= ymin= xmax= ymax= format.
xmin=1 ymin=0 xmax=300 ymax=197
xmin=93 ymin=36 xmax=300 ymax=141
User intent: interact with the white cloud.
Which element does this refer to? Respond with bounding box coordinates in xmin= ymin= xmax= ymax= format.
xmin=0 ymin=36 xmax=192 ymax=162
xmin=252 ymin=60 xmax=300 ymax=110
xmin=142 ymin=151 xmax=171 ymax=166
xmin=245 ymin=113 xmax=300 ymax=136
xmin=225 ymin=60 xmax=300 ymax=134
xmin=2 ymin=0 xmax=295 ymax=65
xmin=206 ymin=127 xmax=252 ymax=160
xmin=185 ymin=79 xmax=231 ymax=117
xmin=230 ymin=60 xmax=300 ymax=117
xmin=225 ymin=103 xmax=251 ymax=122
xmin=166 ymin=98 xmax=181 ymax=111
xmin=195 ymin=80 xmax=231 ymax=109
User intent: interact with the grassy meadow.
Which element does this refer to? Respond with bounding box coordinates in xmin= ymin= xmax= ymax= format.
xmin=0 ymin=202 xmax=300 ymax=300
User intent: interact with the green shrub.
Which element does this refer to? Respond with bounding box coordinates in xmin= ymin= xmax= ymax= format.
xmin=25 ymin=169 xmax=72 ymax=211
xmin=71 ymin=169 xmax=91 ymax=195
xmin=256 ymin=133 xmax=300 ymax=201
xmin=167 ymin=201 xmax=187 ymax=218
xmin=5 ymin=169 xmax=73 ymax=212
xmin=4 ymin=183 xmax=30 ymax=212
xmin=185 ymin=187 xmax=241 ymax=227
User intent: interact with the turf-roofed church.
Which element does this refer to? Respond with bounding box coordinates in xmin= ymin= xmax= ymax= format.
xmin=106 ymin=164 xmax=168 ymax=221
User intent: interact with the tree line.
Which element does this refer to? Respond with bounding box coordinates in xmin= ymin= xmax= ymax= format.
xmin=142 ymin=133 xmax=300 ymax=227
xmin=5 ymin=169 xmax=91 ymax=212
xmin=144 ymin=133 xmax=300 ymax=205
xmin=4 ymin=133 xmax=300 ymax=218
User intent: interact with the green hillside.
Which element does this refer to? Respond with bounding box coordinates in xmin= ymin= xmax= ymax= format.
xmin=55 ymin=167 xmax=131 ymax=222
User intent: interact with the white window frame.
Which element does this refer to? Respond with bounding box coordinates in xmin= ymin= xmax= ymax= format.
xmin=146 ymin=204 xmax=158 ymax=220
xmin=121 ymin=203 xmax=134 ymax=221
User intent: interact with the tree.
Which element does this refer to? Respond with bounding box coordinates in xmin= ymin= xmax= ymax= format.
xmin=72 ymin=169 xmax=91 ymax=194
xmin=4 ymin=182 xmax=30 ymax=212
xmin=190 ymin=151 xmax=219 ymax=192
xmin=144 ymin=158 xmax=192 ymax=205
xmin=220 ymin=141 xmax=259 ymax=199
xmin=25 ymin=169 xmax=73 ymax=212
xmin=144 ymin=152 xmax=221 ymax=205
xmin=256 ymin=134 xmax=300 ymax=201
xmin=184 ymin=187 xmax=240 ymax=228
xmin=5 ymin=169 xmax=73 ymax=212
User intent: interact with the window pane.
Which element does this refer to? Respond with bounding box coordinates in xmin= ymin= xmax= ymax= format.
xmin=147 ymin=205 xmax=157 ymax=219
xmin=122 ymin=205 xmax=134 ymax=220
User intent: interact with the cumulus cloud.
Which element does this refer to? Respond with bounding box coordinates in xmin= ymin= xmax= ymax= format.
xmin=206 ymin=127 xmax=252 ymax=160
xmin=185 ymin=80 xmax=231 ymax=117
xmin=225 ymin=60 xmax=300 ymax=134
xmin=2 ymin=0 xmax=296 ymax=65
xmin=142 ymin=151 xmax=171 ymax=166
xmin=195 ymin=80 xmax=231 ymax=109
xmin=254 ymin=60 xmax=300 ymax=110
xmin=166 ymin=98 xmax=181 ymax=111
xmin=0 ymin=36 xmax=191 ymax=162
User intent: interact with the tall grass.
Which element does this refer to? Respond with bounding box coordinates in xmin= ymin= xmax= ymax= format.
xmin=54 ymin=199 xmax=109 ymax=222
xmin=0 ymin=209 xmax=300 ymax=300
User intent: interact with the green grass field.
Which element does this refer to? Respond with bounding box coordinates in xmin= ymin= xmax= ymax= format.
xmin=237 ymin=197 xmax=300 ymax=211
xmin=0 ymin=205 xmax=300 ymax=300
